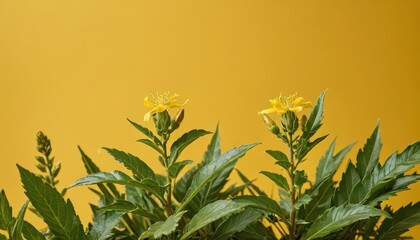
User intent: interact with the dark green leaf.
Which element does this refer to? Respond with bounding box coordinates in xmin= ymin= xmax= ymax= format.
xmin=69 ymin=171 xmax=165 ymax=203
xmin=127 ymin=118 xmax=161 ymax=145
xmin=305 ymin=204 xmax=390 ymax=240
xmin=11 ymin=200 xmax=29 ymax=240
xmin=177 ymin=143 xmax=258 ymax=212
xmin=369 ymin=173 xmax=420 ymax=204
xmin=297 ymin=135 xmax=329 ymax=161
xmin=378 ymin=202 xmax=420 ymax=240
xmin=87 ymin=210 xmax=123 ymax=240
xmin=260 ymin=171 xmax=289 ymax=191
xmin=356 ymin=123 xmax=382 ymax=178
xmin=100 ymin=200 xmax=162 ymax=222
xmin=103 ymin=148 xmax=156 ymax=181
xmin=18 ymin=165 xmax=85 ymax=240
xmin=295 ymin=170 xmax=308 ymax=190
xmin=315 ymin=140 xmax=355 ymax=184
xmin=173 ymin=162 xmax=201 ymax=202
xmin=136 ymin=139 xmax=163 ymax=155
xmin=0 ymin=234 xmax=6 ymax=240
xmin=301 ymin=179 xmax=334 ymax=222
xmin=0 ymin=189 xmax=12 ymax=230
xmin=22 ymin=221 xmax=46 ymax=240
xmin=233 ymin=196 xmax=287 ymax=219
xmin=203 ymin=124 xmax=221 ymax=164
xmin=139 ymin=211 xmax=186 ymax=239
xmin=295 ymin=194 xmax=312 ymax=209
xmin=235 ymin=169 xmax=267 ymax=196
xmin=333 ymin=162 xmax=361 ymax=205
xmin=181 ymin=200 xmax=248 ymax=240
xmin=265 ymin=150 xmax=291 ymax=171
xmin=302 ymin=91 xmax=326 ymax=140
xmin=169 ymin=129 xmax=211 ymax=164
xmin=233 ymin=221 xmax=277 ymax=240
xmin=212 ymin=208 xmax=263 ymax=240
xmin=168 ymin=160 xmax=193 ymax=179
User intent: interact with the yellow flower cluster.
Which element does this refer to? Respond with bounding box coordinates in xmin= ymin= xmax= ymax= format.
xmin=259 ymin=93 xmax=312 ymax=115
xmin=143 ymin=92 xmax=188 ymax=121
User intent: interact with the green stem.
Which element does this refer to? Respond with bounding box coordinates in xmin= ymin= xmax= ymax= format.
xmin=162 ymin=136 xmax=174 ymax=216
xmin=288 ymin=132 xmax=297 ymax=240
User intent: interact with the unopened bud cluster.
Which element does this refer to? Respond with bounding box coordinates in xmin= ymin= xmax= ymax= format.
xmin=153 ymin=109 xmax=185 ymax=136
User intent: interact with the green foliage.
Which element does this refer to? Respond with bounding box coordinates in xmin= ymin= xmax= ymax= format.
xmin=1 ymin=91 xmax=419 ymax=240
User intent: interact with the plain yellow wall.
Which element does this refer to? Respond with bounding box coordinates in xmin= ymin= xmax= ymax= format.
xmin=1 ymin=0 xmax=419 ymax=237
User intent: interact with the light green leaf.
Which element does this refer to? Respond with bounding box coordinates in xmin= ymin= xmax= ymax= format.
xmin=100 ymin=200 xmax=162 ymax=222
xmin=378 ymin=202 xmax=420 ymax=240
xmin=265 ymin=150 xmax=291 ymax=171
xmin=0 ymin=189 xmax=12 ymax=230
xmin=136 ymin=139 xmax=163 ymax=155
xmin=315 ymin=140 xmax=355 ymax=184
xmin=233 ymin=196 xmax=286 ymax=219
xmin=168 ymin=160 xmax=193 ymax=179
xmin=127 ymin=118 xmax=161 ymax=145
xmin=169 ymin=129 xmax=211 ymax=164
xmin=177 ymin=143 xmax=258 ymax=212
xmin=11 ymin=200 xmax=29 ymax=240
xmin=260 ymin=171 xmax=289 ymax=191
xmin=22 ymin=221 xmax=46 ymax=240
xmin=304 ymin=204 xmax=390 ymax=240
xmin=139 ymin=211 xmax=186 ymax=239
xmin=69 ymin=171 xmax=165 ymax=203
xmin=18 ymin=165 xmax=86 ymax=240
xmin=103 ymin=148 xmax=156 ymax=180
xmin=212 ymin=208 xmax=263 ymax=240
xmin=356 ymin=123 xmax=382 ymax=178
xmin=87 ymin=210 xmax=123 ymax=240
xmin=295 ymin=194 xmax=312 ymax=209
xmin=181 ymin=200 xmax=248 ymax=240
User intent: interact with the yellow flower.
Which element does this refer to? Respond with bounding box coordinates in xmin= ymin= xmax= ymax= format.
xmin=259 ymin=93 xmax=312 ymax=115
xmin=144 ymin=92 xmax=188 ymax=121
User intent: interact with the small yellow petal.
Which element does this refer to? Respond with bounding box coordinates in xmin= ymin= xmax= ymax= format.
xmin=144 ymin=97 xmax=154 ymax=109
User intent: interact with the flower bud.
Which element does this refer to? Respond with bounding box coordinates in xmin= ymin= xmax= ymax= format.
xmin=301 ymin=114 xmax=307 ymax=131
xmin=281 ymin=111 xmax=299 ymax=134
xmin=153 ymin=110 xmax=171 ymax=136
xmin=260 ymin=113 xmax=280 ymax=135
xmin=171 ymin=109 xmax=184 ymax=132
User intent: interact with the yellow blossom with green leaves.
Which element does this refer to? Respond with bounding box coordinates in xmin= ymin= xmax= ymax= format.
xmin=144 ymin=92 xmax=188 ymax=121
xmin=259 ymin=93 xmax=312 ymax=115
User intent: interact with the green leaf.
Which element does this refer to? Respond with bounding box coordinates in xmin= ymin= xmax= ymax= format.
xmin=0 ymin=189 xmax=12 ymax=230
xmin=100 ymin=200 xmax=162 ymax=222
xmin=295 ymin=194 xmax=312 ymax=209
xmin=369 ymin=173 xmax=420 ymax=204
xmin=203 ymin=124 xmax=221 ymax=164
xmin=169 ymin=129 xmax=211 ymax=164
xmin=69 ymin=171 xmax=165 ymax=203
xmin=127 ymin=118 xmax=161 ymax=145
xmin=177 ymin=143 xmax=258 ymax=212
xmin=333 ymin=162 xmax=361 ymax=205
xmin=260 ymin=171 xmax=289 ymax=191
xmin=11 ymin=200 xmax=29 ymax=240
xmin=236 ymin=169 xmax=267 ymax=196
xmin=233 ymin=221 xmax=277 ymax=240
xmin=212 ymin=208 xmax=263 ymax=240
xmin=356 ymin=123 xmax=382 ymax=178
xmin=294 ymin=170 xmax=308 ymax=190
xmin=378 ymin=202 xmax=420 ymax=240
xmin=304 ymin=204 xmax=390 ymax=240
xmin=301 ymin=178 xmax=334 ymax=222
xmin=139 ymin=211 xmax=186 ymax=239
xmin=302 ymin=91 xmax=326 ymax=140
xmin=265 ymin=150 xmax=291 ymax=171
xmin=233 ymin=196 xmax=287 ymax=219
xmin=297 ymin=135 xmax=329 ymax=161
xmin=136 ymin=139 xmax=164 ymax=155
xmin=181 ymin=200 xmax=248 ymax=240
xmin=103 ymin=148 xmax=156 ymax=181
xmin=22 ymin=221 xmax=46 ymax=240
xmin=315 ymin=140 xmax=355 ymax=184
xmin=0 ymin=234 xmax=6 ymax=240
xmin=87 ymin=210 xmax=123 ymax=240
xmin=18 ymin=165 xmax=85 ymax=240
xmin=168 ymin=160 xmax=193 ymax=179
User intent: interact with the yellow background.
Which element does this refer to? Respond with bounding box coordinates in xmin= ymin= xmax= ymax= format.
xmin=1 ymin=0 xmax=419 ymax=237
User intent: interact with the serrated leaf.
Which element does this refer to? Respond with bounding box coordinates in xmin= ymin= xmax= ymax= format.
xmin=378 ymin=202 xmax=420 ymax=240
xmin=295 ymin=170 xmax=308 ymax=190
xmin=295 ymin=194 xmax=312 ymax=209
xmin=181 ymin=200 xmax=248 ymax=240
xmin=356 ymin=123 xmax=382 ymax=178
xmin=236 ymin=169 xmax=267 ymax=196
xmin=22 ymin=221 xmax=46 ymax=240
xmin=333 ymin=162 xmax=361 ymax=205
xmin=233 ymin=221 xmax=277 ymax=240
xmin=173 ymin=163 xmax=201 ymax=203
xmin=297 ymin=135 xmax=329 ymax=161
xmin=177 ymin=143 xmax=258 ymax=212
xmin=100 ymin=200 xmax=162 ymax=222
xmin=169 ymin=129 xmax=211 ymax=164
xmin=139 ymin=211 xmax=186 ymax=239
xmin=212 ymin=208 xmax=263 ymax=240
xmin=168 ymin=160 xmax=193 ymax=179
xmin=302 ymin=91 xmax=326 ymax=140
xmin=260 ymin=171 xmax=289 ymax=191
xmin=103 ymin=148 xmax=156 ymax=181
xmin=265 ymin=150 xmax=291 ymax=170
xmin=127 ymin=118 xmax=161 ymax=145
xmin=11 ymin=200 xmax=29 ymax=240
xmin=0 ymin=189 xmax=12 ymax=230
xmin=18 ymin=165 xmax=85 ymax=240
xmin=301 ymin=178 xmax=334 ymax=222
xmin=369 ymin=173 xmax=420 ymax=204
xmin=69 ymin=171 xmax=165 ymax=203
xmin=136 ymin=139 xmax=164 ymax=155
xmin=233 ymin=195 xmax=287 ymax=219
xmin=304 ymin=204 xmax=390 ymax=240
xmin=315 ymin=140 xmax=355 ymax=184
xmin=87 ymin=210 xmax=123 ymax=240
xmin=203 ymin=124 xmax=221 ymax=164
